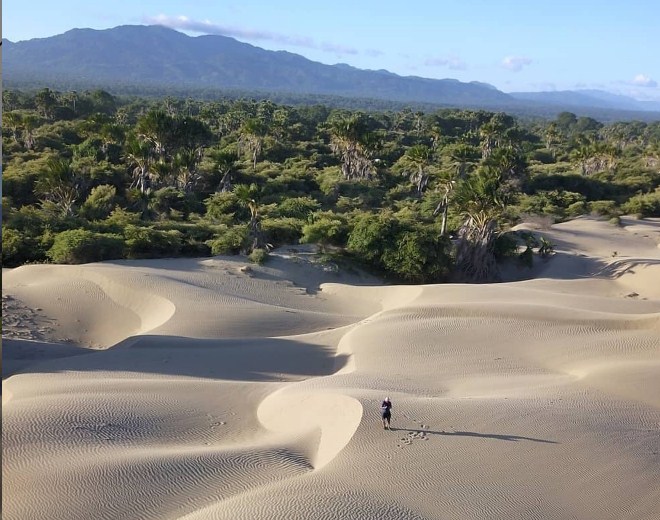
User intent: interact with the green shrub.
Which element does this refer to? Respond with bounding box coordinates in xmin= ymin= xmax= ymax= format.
xmin=621 ymin=189 xmax=660 ymax=218
xmin=47 ymin=229 xmax=124 ymax=264
xmin=248 ymin=248 xmax=269 ymax=264
xmin=347 ymin=213 xmax=397 ymax=263
xmin=2 ymin=227 xmax=33 ymax=266
xmin=493 ymin=232 xmax=520 ymax=261
xmin=348 ymin=213 xmax=452 ymax=283
xmin=381 ymin=229 xmax=452 ymax=283
xmin=275 ymin=196 xmax=320 ymax=218
xmin=152 ymin=187 xmax=188 ymax=218
xmin=566 ymin=200 xmax=587 ymax=217
xmin=204 ymin=191 xmax=246 ymax=221
xmin=103 ymin=207 xmax=142 ymax=229
xmin=2 ymin=169 xmax=40 ymax=206
xmin=123 ymin=225 xmax=183 ymax=259
xmin=261 ymin=217 xmax=303 ymax=246
xmin=80 ymin=184 xmax=117 ymax=220
xmin=529 ymin=148 xmax=556 ymax=164
xmin=300 ymin=215 xmax=349 ymax=247
xmin=589 ymin=200 xmax=619 ymax=217
xmin=205 ymin=225 xmax=248 ymax=255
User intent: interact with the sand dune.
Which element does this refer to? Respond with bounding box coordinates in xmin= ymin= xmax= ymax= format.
xmin=3 ymin=219 xmax=660 ymax=520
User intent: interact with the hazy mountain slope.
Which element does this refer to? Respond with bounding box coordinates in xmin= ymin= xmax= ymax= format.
xmin=3 ymin=25 xmax=514 ymax=107
xmin=511 ymin=89 xmax=660 ymax=112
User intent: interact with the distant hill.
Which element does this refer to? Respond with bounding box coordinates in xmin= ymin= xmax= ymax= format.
xmin=2 ymin=25 xmax=513 ymax=107
xmin=3 ymin=25 xmax=660 ymax=120
xmin=510 ymin=89 xmax=660 ymax=113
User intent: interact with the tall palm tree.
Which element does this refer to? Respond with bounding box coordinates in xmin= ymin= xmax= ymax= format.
xmin=34 ymin=88 xmax=57 ymax=120
xmin=403 ymin=144 xmax=433 ymax=195
xmin=124 ymin=135 xmax=156 ymax=194
xmin=643 ymin=141 xmax=660 ymax=169
xmin=452 ymin=166 xmax=509 ymax=281
xmin=3 ymin=111 xmax=23 ymax=144
xmin=34 ymin=158 xmax=81 ymax=216
xmin=22 ymin=114 xmax=39 ymax=150
xmin=136 ymin=110 xmax=174 ymax=158
xmin=240 ymin=118 xmax=267 ymax=170
xmin=329 ymin=114 xmax=377 ymax=180
xmin=99 ymin=123 xmax=124 ymax=160
xmin=174 ymin=149 xmax=202 ymax=193
xmin=543 ymin=122 xmax=561 ymax=157
xmin=478 ymin=113 xmax=514 ymax=159
xmin=233 ymin=183 xmax=262 ymax=251
xmin=431 ymin=144 xmax=479 ymax=236
xmin=213 ymin=150 xmax=239 ymax=192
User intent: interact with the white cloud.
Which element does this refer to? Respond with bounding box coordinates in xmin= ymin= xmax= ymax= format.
xmin=631 ymin=74 xmax=658 ymax=87
xmin=424 ymin=55 xmax=467 ymax=70
xmin=501 ymin=56 xmax=532 ymax=72
xmin=143 ymin=14 xmax=358 ymax=55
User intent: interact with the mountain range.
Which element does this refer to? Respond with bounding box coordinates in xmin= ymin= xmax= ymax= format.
xmin=4 ymin=25 xmax=660 ymax=119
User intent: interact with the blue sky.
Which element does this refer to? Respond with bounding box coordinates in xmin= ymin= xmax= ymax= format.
xmin=4 ymin=0 xmax=660 ymax=100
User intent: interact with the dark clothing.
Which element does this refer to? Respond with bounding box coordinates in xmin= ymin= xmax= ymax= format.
xmin=381 ymin=400 xmax=392 ymax=419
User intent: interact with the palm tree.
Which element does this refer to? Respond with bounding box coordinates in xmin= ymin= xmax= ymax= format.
xmin=34 ymin=158 xmax=81 ymax=216
xmin=234 ymin=183 xmax=263 ymax=251
xmin=543 ymin=122 xmax=561 ymax=157
xmin=328 ymin=114 xmax=377 ymax=180
xmin=240 ymin=118 xmax=267 ymax=170
xmin=478 ymin=113 xmax=514 ymax=159
xmin=34 ymin=88 xmax=57 ymax=120
xmin=570 ymin=143 xmax=592 ymax=175
xmin=3 ymin=111 xmax=23 ymax=144
xmin=124 ymin=135 xmax=156 ymax=194
xmin=99 ymin=123 xmax=124 ymax=160
xmin=452 ymin=166 xmax=510 ymax=281
xmin=431 ymin=144 xmax=479 ymax=236
xmin=403 ymin=144 xmax=433 ymax=195
xmin=213 ymin=150 xmax=239 ymax=192
xmin=62 ymin=91 xmax=79 ymax=115
xmin=413 ymin=111 xmax=425 ymax=136
xmin=432 ymin=168 xmax=457 ymax=237
xmin=643 ymin=141 xmax=660 ymax=169
xmin=570 ymin=138 xmax=617 ymax=175
xmin=447 ymin=143 xmax=479 ymax=178
xmin=136 ymin=109 xmax=174 ymax=158
xmin=22 ymin=114 xmax=39 ymax=150
xmin=174 ymin=149 xmax=202 ymax=193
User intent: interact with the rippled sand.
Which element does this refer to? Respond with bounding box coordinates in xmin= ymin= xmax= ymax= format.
xmin=3 ymin=217 xmax=660 ymax=520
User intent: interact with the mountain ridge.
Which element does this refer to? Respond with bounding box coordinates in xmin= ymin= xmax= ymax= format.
xmin=3 ymin=25 xmax=513 ymax=107
xmin=3 ymin=24 xmax=660 ymax=120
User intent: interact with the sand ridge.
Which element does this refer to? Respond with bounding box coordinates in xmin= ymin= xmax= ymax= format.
xmin=3 ymin=218 xmax=660 ymax=519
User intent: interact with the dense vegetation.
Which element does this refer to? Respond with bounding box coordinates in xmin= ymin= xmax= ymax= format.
xmin=3 ymin=88 xmax=660 ymax=282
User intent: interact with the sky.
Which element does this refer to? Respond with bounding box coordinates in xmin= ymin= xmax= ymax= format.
xmin=3 ymin=0 xmax=660 ymax=101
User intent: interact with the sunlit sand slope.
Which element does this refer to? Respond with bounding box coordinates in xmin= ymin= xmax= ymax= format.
xmin=3 ymin=219 xmax=659 ymax=520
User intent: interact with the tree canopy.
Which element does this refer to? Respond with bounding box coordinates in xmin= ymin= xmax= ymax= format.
xmin=3 ymin=89 xmax=659 ymax=282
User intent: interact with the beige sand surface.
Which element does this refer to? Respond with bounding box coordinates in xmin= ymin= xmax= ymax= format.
xmin=3 ymin=219 xmax=659 ymax=520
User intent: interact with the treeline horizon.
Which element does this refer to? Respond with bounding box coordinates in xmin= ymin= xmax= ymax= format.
xmin=3 ymin=88 xmax=659 ymax=283
xmin=6 ymin=81 xmax=660 ymax=124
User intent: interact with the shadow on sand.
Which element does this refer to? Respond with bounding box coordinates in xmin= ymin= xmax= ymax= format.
xmin=388 ymin=427 xmax=558 ymax=444
xmin=2 ymin=335 xmax=350 ymax=382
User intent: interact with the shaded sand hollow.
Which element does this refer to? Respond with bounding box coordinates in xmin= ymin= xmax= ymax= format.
xmin=3 ymin=217 xmax=660 ymax=520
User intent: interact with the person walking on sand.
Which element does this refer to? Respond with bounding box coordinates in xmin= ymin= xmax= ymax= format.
xmin=381 ymin=397 xmax=393 ymax=429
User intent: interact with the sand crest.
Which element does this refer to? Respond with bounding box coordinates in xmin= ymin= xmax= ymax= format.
xmin=3 ymin=219 xmax=660 ymax=519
